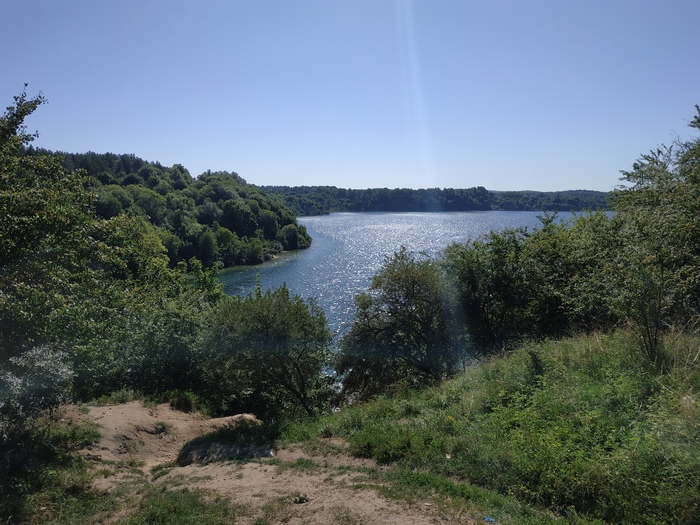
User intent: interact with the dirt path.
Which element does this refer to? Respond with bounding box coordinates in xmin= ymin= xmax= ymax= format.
xmin=75 ymin=401 xmax=475 ymax=524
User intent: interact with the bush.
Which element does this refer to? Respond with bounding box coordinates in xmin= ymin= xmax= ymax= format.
xmin=0 ymin=346 xmax=73 ymax=442
xmin=336 ymin=248 xmax=467 ymax=401
xmin=199 ymin=283 xmax=333 ymax=418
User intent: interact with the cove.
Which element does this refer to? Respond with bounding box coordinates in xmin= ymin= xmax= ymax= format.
xmin=218 ymin=211 xmax=572 ymax=337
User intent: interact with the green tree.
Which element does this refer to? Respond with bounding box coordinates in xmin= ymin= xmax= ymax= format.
xmin=278 ymin=223 xmax=311 ymax=250
xmin=611 ymin=106 xmax=700 ymax=364
xmin=220 ymin=199 xmax=258 ymax=238
xmin=521 ymin=212 xmax=620 ymax=337
xmin=0 ymin=87 xmax=96 ymax=355
xmin=443 ymin=228 xmax=532 ymax=353
xmin=243 ymin=237 xmax=264 ymax=264
xmin=444 ymin=214 xmax=620 ymax=355
xmin=199 ymin=229 xmax=218 ymax=268
xmin=215 ymin=226 xmax=243 ymax=266
xmin=200 ymin=283 xmax=333 ymax=417
xmin=258 ymin=208 xmax=279 ymax=239
xmin=0 ymin=87 xmax=223 ymax=401
xmin=336 ymin=248 xmax=465 ymax=401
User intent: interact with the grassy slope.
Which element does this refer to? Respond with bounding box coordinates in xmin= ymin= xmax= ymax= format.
xmin=283 ymin=331 xmax=700 ymax=524
xmin=3 ymin=331 xmax=698 ymax=524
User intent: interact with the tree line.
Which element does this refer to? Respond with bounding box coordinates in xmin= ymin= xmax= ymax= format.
xmin=22 ymin=148 xmax=311 ymax=268
xmin=262 ymin=184 xmax=610 ymax=216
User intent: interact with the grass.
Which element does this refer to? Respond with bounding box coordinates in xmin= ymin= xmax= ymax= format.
xmin=89 ymin=389 xmax=207 ymax=416
xmin=112 ymin=485 xmax=241 ymax=525
xmin=151 ymin=421 xmax=172 ymax=436
xmin=281 ymin=330 xmax=700 ymax=524
xmin=90 ymin=388 xmax=143 ymax=406
xmin=0 ymin=412 xmax=109 ymax=524
xmin=4 ymin=329 xmax=698 ymax=524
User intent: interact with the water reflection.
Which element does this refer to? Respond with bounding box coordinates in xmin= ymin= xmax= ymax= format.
xmin=219 ymin=211 xmax=571 ymax=338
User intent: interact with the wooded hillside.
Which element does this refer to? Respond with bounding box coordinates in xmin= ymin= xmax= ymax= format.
xmin=24 ymin=148 xmax=311 ymax=268
xmin=263 ymin=185 xmax=609 ymax=215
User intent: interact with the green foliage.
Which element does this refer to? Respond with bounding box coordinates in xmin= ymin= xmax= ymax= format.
xmin=278 ymin=223 xmax=311 ymax=250
xmin=45 ymin=148 xmax=311 ymax=268
xmin=68 ymin=255 xmax=223 ymax=400
xmin=264 ymin=185 xmax=609 ymax=215
xmin=336 ymin=248 xmax=467 ymax=401
xmin=0 ymin=346 xmax=73 ymax=442
xmin=0 ymin=409 xmax=102 ymax=524
xmin=0 ymin=90 xmax=99 ymax=355
xmin=200 ymin=283 xmax=333 ymax=417
xmin=166 ymin=390 xmax=205 ymax=414
xmin=444 ymin=228 xmax=532 ymax=352
xmin=443 ymin=212 xmax=620 ymax=355
xmin=0 ymin=87 xmax=223 ymax=403
xmin=610 ymin=109 xmax=700 ymax=364
xmin=290 ymin=332 xmax=700 ymax=524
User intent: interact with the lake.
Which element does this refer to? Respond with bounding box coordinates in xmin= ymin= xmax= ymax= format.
xmin=219 ymin=211 xmax=571 ymax=338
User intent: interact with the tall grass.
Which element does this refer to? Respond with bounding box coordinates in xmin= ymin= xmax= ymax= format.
xmin=0 ymin=411 xmax=106 ymax=524
xmin=283 ymin=331 xmax=700 ymax=524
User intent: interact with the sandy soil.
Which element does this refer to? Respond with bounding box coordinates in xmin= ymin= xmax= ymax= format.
xmin=74 ymin=401 xmax=476 ymax=524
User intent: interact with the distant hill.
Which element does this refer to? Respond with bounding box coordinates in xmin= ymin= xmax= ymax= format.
xmin=262 ymin=185 xmax=610 ymax=216
xmin=23 ymin=148 xmax=311 ymax=268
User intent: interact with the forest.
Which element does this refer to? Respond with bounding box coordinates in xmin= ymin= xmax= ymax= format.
xmin=263 ymin=184 xmax=609 ymax=216
xmin=24 ymin=147 xmax=312 ymax=268
xmin=1 ymin=88 xmax=699 ymax=524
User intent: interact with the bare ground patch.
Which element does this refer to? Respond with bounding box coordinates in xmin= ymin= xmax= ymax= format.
xmin=71 ymin=402 xmax=475 ymax=524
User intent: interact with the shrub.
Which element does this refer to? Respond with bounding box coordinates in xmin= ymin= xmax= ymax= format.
xmin=336 ymin=248 xmax=467 ymax=401
xmin=0 ymin=345 xmax=73 ymax=442
xmin=199 ymin=283 xmax=333 ymax=418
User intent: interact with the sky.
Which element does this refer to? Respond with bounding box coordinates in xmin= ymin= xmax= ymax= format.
xmin=1 ymin=0 xmax=698 ymax=192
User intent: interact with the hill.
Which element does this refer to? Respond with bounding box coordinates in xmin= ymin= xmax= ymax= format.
xmin=24 ymin=148 xmax=311 ymax=268
xmin=262 ymin=185 xmax=610 ymax=215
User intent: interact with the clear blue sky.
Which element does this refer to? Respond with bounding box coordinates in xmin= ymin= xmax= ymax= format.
xmin=2 ymin=0 xmax=698 ymax=191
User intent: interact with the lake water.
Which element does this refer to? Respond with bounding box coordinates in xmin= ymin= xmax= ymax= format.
xmin=219 ymin=211 xmax=570 ymax=338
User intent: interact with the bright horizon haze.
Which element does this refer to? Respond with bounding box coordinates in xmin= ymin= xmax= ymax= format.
xmin=2 ymin=0 xmax=698 ymax=192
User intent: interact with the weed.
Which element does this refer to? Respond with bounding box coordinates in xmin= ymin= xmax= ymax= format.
xmin=150 ymin=462 xmax=176 ymax=480
xmin=112 ymin=486 xmax=240 ymax=525
xmin=91 ymin=389 xmax=142 ymax=406
xmin=152 ymin=421 xmax=172 ymax=436
xmin=275 ymin=457 xmax=318 ymax=473
xmin=166 ymin=390 xmax=206 ymax=414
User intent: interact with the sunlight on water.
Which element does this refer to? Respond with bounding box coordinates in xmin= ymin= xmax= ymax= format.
xmin=219 ymin=211 xmax=570 ymax=338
